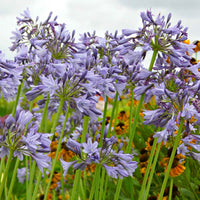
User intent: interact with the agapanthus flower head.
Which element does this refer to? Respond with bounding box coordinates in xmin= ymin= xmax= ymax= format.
xmin=0 ymin=52 xmax=23 ymax=101
xmin=0 ymin=108 xmax=52 ymax=172
xmin=60 ymin=131 xmax=138 ymax=179
xmin=120 ymin=10 xmax=193 ymax=74
xmin=153 ymin=118 xmax=177 ymax=144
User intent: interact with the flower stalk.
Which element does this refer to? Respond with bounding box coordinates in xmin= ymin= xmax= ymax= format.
xmin=158 ymin=117 xmax=184 ymax=200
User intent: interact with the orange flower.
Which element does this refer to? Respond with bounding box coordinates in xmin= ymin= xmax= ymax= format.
xmin=183 ymin=39 xmax=190 ymax=45
xmin=160 ymin=148 xmax=185 ymax=177
xmin=117 ymin=110 xmax=128 ymax=121
xmin=139 ymin=148 xmax=150 ymax=175
xmin=193 ymin=40 xmax=200 ymax=52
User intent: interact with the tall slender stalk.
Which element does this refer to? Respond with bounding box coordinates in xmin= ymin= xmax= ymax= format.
xmin=114 ymin=179 xmax=123 ymax=200
xmin=99 ymin=96 xmax=108 ymax=147
xmin=99 ymin=167 xmax=106 ymax=200
xmin=143 ymin=141 xmax=162 ymax=200
xmin=88 ymin=165 xmax=101 ymax=200
xmin=138 ymin=137 xmax=159 ymax=200
xmin=0 ymin=79 xmax=25 ymax=199
xmin=7 ymin=158 xmax=20 ymax=200
xmin=80 ymin=179 xmax=86 ymax=200
xmin=0 ymin=157 xmax=5 ymax=184
xmin=114 ymin=49 xmax=158 ymax=200
xmin=158 ymin=118 xmax=184 ymax=200
xmin=50 ymin=98 xmax=65 ymax=134
xmin=0 ymin=149 xmax=14 ymax=199
xmin=43 ymin=101 xmax=69 ymax=200
xmin=27 ymin=95 xmax=50 ymax=200
xmin=32 ymin=172 xmax=42 ymax=200
xmin=71 ymin=169 xmax=81 ymax=200
xmin=12 ymin=79 xmax=25 ymax=117
xmin=107 ymin=92 xmax=118 ymax=137
xmin=60 ymin=167 xmax=65 ymax=200
xmin=32 ymin=98 xmax=65 ymax=200
xmin=168 ymin=178 xmax=173 ymax=200
xmin=70 ymin=115 xmax=89 ymax=200
xmin=102 ymin=173 xmax=109 ymax=200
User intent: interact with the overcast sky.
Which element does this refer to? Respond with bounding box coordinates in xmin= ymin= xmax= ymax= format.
xmin=1 ymin=0 xmax=200 ymax=58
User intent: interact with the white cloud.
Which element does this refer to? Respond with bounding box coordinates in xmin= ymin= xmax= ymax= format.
xmin=0 ymin=0 xmax=199 ymax=58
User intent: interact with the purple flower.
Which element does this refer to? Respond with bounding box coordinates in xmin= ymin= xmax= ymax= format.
xmin=60 ymin=160 xmax=77 ymax=176
xmin=75 ymin=95 xmax=102 ymax=121
xmin=177 ymin=143 xmax=189 ymax=155
xmin=190 ymin=152 xmax=200 ymax=163
xmin=31 ymin=153 xmax=51 ymax=173
xmin=0 ymin=146 xmax=9 ymax=158
xmin=154 ymin=118 xmax=177 ymax=144
xmin=82 ymin=138 xmax=98 ymax=155
xmin=181 ymin=103 xmax=197 ymax=120
xmin=0 ymin=108 xmax=52 ymax=173
xmin=15 ymin=109 xmax=33 ymax=132
xmin=103 ymin=164 xmax=119 ymax=179
xmin=122 ymin=29 xmax=137 ymax=36
xmin=192 ymin=98 xmax=200 ymax=113
xmin=62 ymin=133 xmax=138 ymax=179
xmin=17 ymin=167 xmax=29 ymax=183
xmin=40 ymin=75 xmax=59 ymax=97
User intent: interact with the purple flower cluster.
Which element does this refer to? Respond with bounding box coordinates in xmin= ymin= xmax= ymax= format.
xmin=125 ymin=11 xmax=200 ymax=162
xmin=61 ymin=134 xmax=137 ymax=179
xmin=0 ymin=109 xmax=51 ymax=172
xmin=1 ymin=8 xmax=200 ymax=179
xmin=0 ymin=52 xmax=22 ymax=101
xmin=8 ymin=9 xmax=129 ymax=122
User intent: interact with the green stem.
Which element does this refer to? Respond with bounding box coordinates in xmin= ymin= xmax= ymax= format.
xmin=26 ymin=157 xmax=29 ymax=200
xmin=89 ymin=165 xmax=101 ymax=200
xmin=40 ymin=94 xmax=50 ymax=133
xmin=44 ymin=102 xmax=69 ymax=200
xmin=143 ymin=141 xmax=162 ymax=200
xmin=99 ymin=167 xmax=106 ymax=200
xmin=123 ymin=91 xmax=135 ymax=199
xmin=60 ymin=166 xmax=65 ymax=200
xmin=114 ymin=179 xmax=123 ymax=200
xmin=138 ymin=139 xmax=158 ymax=200
xmin=126 ymin=56 xmax=167 ymax=151
xmin=80 ymin=179 xmax=86 ymax=200
xmin=71 ymin=169 xmax=81 ymax=200
xmin=99 ymin=96 xmax=108 ymax=147
xmin=158 ymin=118 xmax=184 ymax=200
xmin=102 ymin=173 xmax=109 ymax=200
xmin=28 ymin=160 xmax=36 ymax=199
xmin=0 ymin=157 xmax=5 ymax=183
xmin=107 ymin=92 xmax=118 ymax=137
xmin=168 ymin=178 xmax=173 ymax=200
xmin=98 ymin=94 xmax=118 ymax=200
xmin=148 ymin=50 xmax=158 ymax=71
xmin=28 ymin=95 xmax=50 ymax=200
xmin=126 ymin=94 xmax=144 ymax=153
xmin=12 ymin=79 xmax=25 ymax=117
xmin=4 ymin=180 xmax=8 ymax=199
xmin=70 ymin=115 xmax=89 ymax=199
xmin=183 ymin=168 xmax=199 ymax=200
xmin=0 ymin=149 xmax=14 ymax=199
xmin=4 ymin=79 xmax=26 ymax=199
xmin=32 ymin=98 xmax=65 ymax=200
xmin=7 ymin=158 xmax=20 ymax=200
xmin=51 ymin=98 xmax=65 ymax=134
xmin=94 ymin=166 xmax=101 ymax=200
xmin=114 ymin=49 xmax=158 ymax=200
xmin=31 ymin=172 xmax=42 ymax=200
xmin=81 ymin=116 xmax=90 ymax=143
